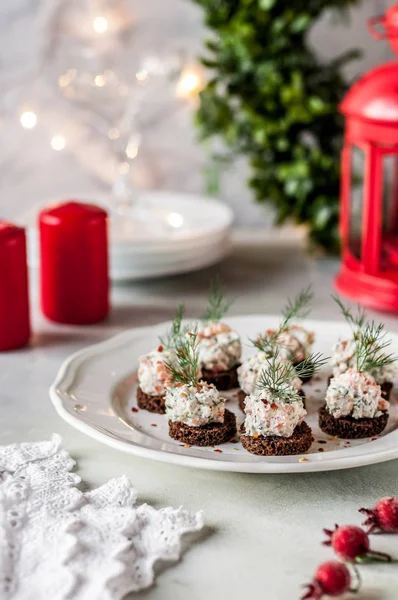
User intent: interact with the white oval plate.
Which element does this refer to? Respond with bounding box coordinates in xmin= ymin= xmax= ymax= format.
xmin=50 ymin=316 xmax=398 ymax=473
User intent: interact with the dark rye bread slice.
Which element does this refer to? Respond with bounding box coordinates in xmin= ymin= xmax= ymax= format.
xmin=137 ymin=386 xmax=165 ymax=414
xmin=319 ymin=406 xmax=389 ymax=439
xmin=168 ymin=408 xmax=237 ymax=446
xmin=200 ymin=363 xmax=240 ymax=391
xmin=327 ymin=375 xmax=393 ymax=401
xmin=238 ymin=389 xmax=306 ymax=412
xmin=240 ymin=421 xmax=313 ymax=456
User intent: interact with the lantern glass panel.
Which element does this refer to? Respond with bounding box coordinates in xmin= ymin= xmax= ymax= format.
xmin=381 ymin=152 xmax=398 ymax=272
xmin=348 ymin=146 xmax=364 ymax=261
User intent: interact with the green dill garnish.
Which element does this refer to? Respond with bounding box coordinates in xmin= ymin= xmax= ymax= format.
xmin=333 ymin=295 xmax=397 ymax=373
xmin=252 ymin=286 xmax=313 ymax=356
xmin=256 ymin=350 xmax=328 ymax=403
xmin=202 ymin=276 xmax=233 ymax=322
xmin=165 ymin=328 xmax=200 ymax=386
xmin=279 ymin=286 xmax=313 ymax=331
xmin=159 ymin=304 xmax=185 ymax=349
xmin=332 ymin=295 xmax=367 ymax=332
xmin=354 ymin=321 xmax=396 ymax=373
xmin=250 ymin=333 xmax=279 ymax=357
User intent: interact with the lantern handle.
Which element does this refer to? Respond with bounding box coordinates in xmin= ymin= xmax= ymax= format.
xmin=368 ymin=15 xmax=388 ymax=39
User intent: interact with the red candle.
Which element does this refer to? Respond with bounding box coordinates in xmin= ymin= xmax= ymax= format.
xmin=0 ymin=222 xmax=31 ymax=351
xmin=39 ymin=201 xmax=109 ymax=324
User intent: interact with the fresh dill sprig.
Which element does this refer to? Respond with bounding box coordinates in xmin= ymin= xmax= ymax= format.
xmin=279 ymin=286 xmax=313 ymax=332
xmin=354 ymin=321 xmax=397 ymax=373
xmin=256 ymin=355 xmax=301 ymax=402
xmin=332 ymin=295 xmax=367 ymax=331
xmin=255 ymin=351 xmax=328 ymax=402
xmin=253 ymin=286 xmax=313 ymax=354
xmin=159 ymin=304 xmax=185 ymax=349
xmin=295 ymin=352 xmax=329 ymax=380
xmin=165 ymin=328 xmax=200 ymax=386
xmin=202 ymin=276 xmax=233 ymax=322
xmin=250 ymin=333 xmax=280 ymax=357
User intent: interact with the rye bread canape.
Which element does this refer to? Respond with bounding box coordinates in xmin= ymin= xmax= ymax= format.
xmin=136 ymin=305 xmax=186 ymax=414
xmin=256 ymin=287 xmax=315 ymax=383
xmin=237 ymin=349 xmax=305 ymax=411
xmin=196 ymin=278 xmax=241 ymax=391
xmin=320 ymin=316 xmax=395 ymax=439
xmin=165 ymin=328 xmax=237 ymax=446
xmin=330 ymin=296 xmax=396 ymax=402
xmin=240 ymin=351 xmax=326 ymax=456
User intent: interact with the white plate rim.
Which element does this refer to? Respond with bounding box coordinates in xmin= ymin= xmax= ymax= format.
xmin=50 ymin=316 xmax=398 ymax=473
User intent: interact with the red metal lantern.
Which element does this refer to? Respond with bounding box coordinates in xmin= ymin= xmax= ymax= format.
xmin=335 ymin=4 xmax=398 ymax=312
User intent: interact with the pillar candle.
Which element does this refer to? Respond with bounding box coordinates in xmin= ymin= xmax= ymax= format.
xmin=39 ymin=201 xmax=109 ymax=324
xmin=0 ymin=222 xmax=31 ymax=351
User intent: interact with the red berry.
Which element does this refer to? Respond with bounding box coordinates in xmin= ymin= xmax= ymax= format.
xmin=323 ymin=524 xmax=391 ymax=563
xmin=301 ymin=561 xmax=352 ymax=599
xmin=360 ymin=497 xmax=398 ymax=534
xmin=323 ymin=525 xmax=369 ymax=561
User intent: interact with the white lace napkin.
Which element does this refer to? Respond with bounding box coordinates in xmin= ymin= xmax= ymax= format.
xmin=0 ymin=435 xmax=204 ymax=600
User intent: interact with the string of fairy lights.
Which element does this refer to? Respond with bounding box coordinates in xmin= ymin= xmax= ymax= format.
xmin=18 ymin=2 xmax=205 ymax=159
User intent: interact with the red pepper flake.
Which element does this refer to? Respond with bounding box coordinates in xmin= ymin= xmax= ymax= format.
xmin=132 ymin=407 xmax=139 ymax=413
xmin=151 ymin=423 xmax=157 ymax=427
xmin=214 ymin=449 xmax=223 ymax=453
xmin=157 ymin=344 xmax=163 ymax=352
xmin=318 ymin=448 xmax=324 ymax=452
xmin=317 ymin=440 xmax=327 ymax=444
xmin=371 ymin=437 xmax=377 ymax=441
xmin=271 ymin=403 xmax=278 ymax=410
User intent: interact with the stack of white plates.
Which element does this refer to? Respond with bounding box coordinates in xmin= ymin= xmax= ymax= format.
xmin=23 ymin=191 xmax=233 ymax=281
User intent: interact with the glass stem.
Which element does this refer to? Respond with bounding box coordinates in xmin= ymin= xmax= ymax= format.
xmin=112 ymin=127 xmax=142 ymax=215
xmin=113 ymin=160 xmax=136 ymax=214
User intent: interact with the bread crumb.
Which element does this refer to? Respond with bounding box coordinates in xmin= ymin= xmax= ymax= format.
xmin=299 ymin=457 xmax=308 ymax=462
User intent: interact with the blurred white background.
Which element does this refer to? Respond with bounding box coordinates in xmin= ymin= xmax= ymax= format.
xmin=0 ymin=0 xmax=393 ymax=227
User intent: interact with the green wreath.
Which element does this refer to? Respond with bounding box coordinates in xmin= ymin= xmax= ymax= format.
xmin=193 ymin=0 xmax=360 ymax=253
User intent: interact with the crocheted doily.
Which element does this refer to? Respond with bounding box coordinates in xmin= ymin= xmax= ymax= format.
xmin=0 ymin=435 xmax=203 ymax=599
